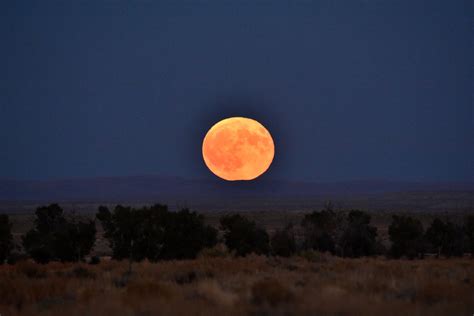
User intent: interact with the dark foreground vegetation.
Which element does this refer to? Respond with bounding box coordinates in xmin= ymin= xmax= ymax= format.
xmin=1 ymin=203 xmax=474 ymax=264
xmin=1 ymin=204 xmax=474 ymax=315
xmin=0 ymin=255 xmax=473 ymax=315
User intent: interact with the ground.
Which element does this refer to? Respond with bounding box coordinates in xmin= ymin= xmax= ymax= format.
xmin=2 ymin=208 xmax=474 ymax=315
xmin=0 ymin=254 xmax=473 ymax=315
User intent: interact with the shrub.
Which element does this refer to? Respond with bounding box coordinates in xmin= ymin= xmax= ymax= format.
xmin=22 ymin=204 xmax=96 ymax=263
xmin=53 ymin=220 xmax=97 ymax=262
xmin=6 ymin=252 xmax=29 ymax=265
xmin=271 ymin=224 xmax=297 ymax=257
xmin=159 ymin=208 xmax=218 ymax=260
xmin=97 ymin=204 xmax=217 ymax=261
xmin=388 ymin=215 xmax=425 ymax=259
xmin=425 ymin=218 xmax=465 ymax=257
xmin=220 ymin=214 xmax=269 ymax=256
xmin=0 ymin=214 xmax=14 ymax=264
xmin=465 ymin=215 xmax=474 ymax=256
xmin=97 ymin=204 xmax=147 ymax=261
xmin=339 ymin=210 xmax=377 ymax=257
xmin=374 ymin=239 xmax=388 ymax=256
xmin=22 ymin=229 xmax=54 ymax=263
xmin=89 ymin=256 xmax=101 ymax=265
xmin=301 ymin=209 xmax=338 ymax=254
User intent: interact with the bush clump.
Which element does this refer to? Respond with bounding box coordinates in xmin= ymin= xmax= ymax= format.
xmin=271 ymin=224 xmax=297 ymax=257
xmin=388 ymin=215 xmax=425 ymax=259
xmin=22 ymin=204 xmax=96 ymax=263
xmin=0 ymin=214 xmax=14 ymax=264
xmin=301 ymin=208 xmax=338 ymax=254
xmin=97 ymin=204 xmax=218 ymax=262
xmin=425 ymin=218 xmax=465 ymax=257
xmin=220 ymin=214 xmax=269 ymax=256
xmin=339 ymin=210 xmax=378 ymax=257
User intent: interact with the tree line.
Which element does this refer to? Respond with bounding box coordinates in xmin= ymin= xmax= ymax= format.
xmin=0 ymin=203 xmax=474 ymax=264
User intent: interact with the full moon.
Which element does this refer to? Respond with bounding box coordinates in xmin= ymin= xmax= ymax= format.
xmin=202 ymin=117 xmax=275 ymax=181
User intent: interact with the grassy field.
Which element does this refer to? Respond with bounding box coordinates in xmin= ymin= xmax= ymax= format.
xmin=3 ymin=207 xmax=473 ymax=315
xmin=0 ymin=254 xmax=473 ymax=315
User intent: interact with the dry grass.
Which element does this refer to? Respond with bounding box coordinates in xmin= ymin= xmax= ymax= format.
xmin=0 ymin=253 xmax=473 ymax=316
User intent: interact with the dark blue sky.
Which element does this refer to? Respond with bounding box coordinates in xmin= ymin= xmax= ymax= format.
xmin=1 ymin=1 xmax=472 ymax=182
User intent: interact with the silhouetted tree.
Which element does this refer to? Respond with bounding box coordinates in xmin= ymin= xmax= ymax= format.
xmin=97 ymin=204 xmax=217 ymax=263
xmin=54 ymin=220 xmax=97 ymax=262
xmin=133 ymin=205 xmax=170 ymax=262
xmin=23 ymin=204 xmax=66 ymax=263
xmin=97 ymin=205 xmax=147 ymax=262
xmin=388 ymin=215 xmax=425 ymax=259
xmin=159 ymin=208 xmax=218 ymax=260
xmin=425 ymin=218 xmax=465 ymax=257
xmin=301 ymin=209 xmax=338 ymax=254
xmin=465 ymin=215 xmax=474 ymax=257
xmin=374 ymin=238 xmax=388 ymax=256
xmin=23 ymin=204 xmax=96 ymax=263
xmin=0 ymin=214 xmax=14 ymax=264
xmin=271 ymin=224 xmax=297 ymax=257
xmin=339 ymin=210 xmax=377 ymax=257
xmin=220 ymin=214 xmax=269 ymax=256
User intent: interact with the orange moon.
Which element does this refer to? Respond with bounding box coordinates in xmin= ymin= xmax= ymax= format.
xmin=202 ymin=117 xmax=275 ymax=181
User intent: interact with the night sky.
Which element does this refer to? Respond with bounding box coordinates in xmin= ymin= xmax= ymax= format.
xmin=1 ymin=1 xmax=472 ymax=182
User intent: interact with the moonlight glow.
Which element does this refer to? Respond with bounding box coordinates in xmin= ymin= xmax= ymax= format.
xmin=202 ymin=117 xmax=275 ymax=181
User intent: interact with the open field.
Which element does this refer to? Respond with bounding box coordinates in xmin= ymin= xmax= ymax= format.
xmin=0 ymin=255 xmax=473 ymax=316
xmin=3 ymin=205 xmax=473 ymax=315
xmin=1 ymin=188 xmax=473 ymax=214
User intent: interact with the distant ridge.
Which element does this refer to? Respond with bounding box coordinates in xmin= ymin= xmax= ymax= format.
xmin=1 ymin=175 xmax=473 ymax=202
